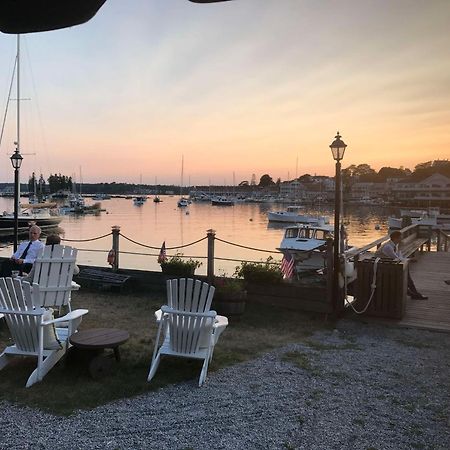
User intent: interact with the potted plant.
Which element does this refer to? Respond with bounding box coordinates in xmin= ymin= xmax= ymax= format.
xmin=212 ymin=275 xmax=246 ymax=318
xmin=234 ymin=257 xmax=283 ymax=284
xmin=160 ymin=253 xmax=202 ymax=277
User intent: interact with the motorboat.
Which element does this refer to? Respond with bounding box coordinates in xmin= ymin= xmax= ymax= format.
xmin=211 ymin=196 xmax=234 ymax=206
xmin=0 ymin=203 xmax=62 ymax=228
xmin=277 ymin=224 xmax=334 ymax=272
xmin=388 ymin=213 xmax=437 ymax=229
xmin=153 ymin=195 xmax=162 ymax=203
xmin=133 ymin=196 xmax=147 ymax=206
xmin=268 ymin=206 xmax=330 ymax=225
xmin=177 ymin=197 xmax=189 ymax=207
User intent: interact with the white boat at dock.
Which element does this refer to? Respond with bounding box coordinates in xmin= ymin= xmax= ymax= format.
xmin=389 ymin=207 xmax=450 ymax=230
xmin=268 ymin=206 xmax=330 ymax=225
xmin=277 ymin=224 xmax=334 ymax=272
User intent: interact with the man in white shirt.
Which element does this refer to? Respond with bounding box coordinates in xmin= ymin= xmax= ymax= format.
xmin=376 ymin=230 xmax=428 ymax=300
xmin=1 ymin=225 xmax=45 ymax=276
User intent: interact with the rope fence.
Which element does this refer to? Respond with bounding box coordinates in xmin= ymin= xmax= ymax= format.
xmin=60 ymin=227 xmax=283 ymax=276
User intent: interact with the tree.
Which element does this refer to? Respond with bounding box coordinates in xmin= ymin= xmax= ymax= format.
xmin=238 ymin=180 xmax=249 ymax=186
xmin=28 ymin=172 xmax=36 ymax=194
xmin=258 ymin=174 xmax=274 ymax=187
xmin=377 ymin=167 xmax=408 ymax=181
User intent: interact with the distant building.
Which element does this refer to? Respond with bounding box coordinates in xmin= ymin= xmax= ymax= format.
xmin=350 ymin=182 xmax=387 ymax=200
xmin=391 ymin=173 xmax=450 ymax=206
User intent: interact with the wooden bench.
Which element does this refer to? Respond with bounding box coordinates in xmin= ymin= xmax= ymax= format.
xmin=76 ymin=268 xmax=131 ymax=291
xmin=399 ymin=235 xmax=429 ymax=258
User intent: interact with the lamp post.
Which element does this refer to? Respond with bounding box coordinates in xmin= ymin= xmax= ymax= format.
xmin=329 ymin=131 xmax=347 ymax=315
xmin=10 ymin=146 xmax=23 ymax=251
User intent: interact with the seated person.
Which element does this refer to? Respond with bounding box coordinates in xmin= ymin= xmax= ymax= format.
xmin=22 ymin=234 xmax=80 ymax=282
xmin=375 ymin=230 xmax=428 ymax=300
xmin=0 ymin=225 xmax=45 ymax=276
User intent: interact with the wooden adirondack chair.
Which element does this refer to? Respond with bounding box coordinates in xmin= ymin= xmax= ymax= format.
xmin=0 ymin=278 xmax=88 ymax=387
xmin=31 ymin=244 xmax=79 ymax=310
xmin=148 ymin=306 xmax=218 ymax=387
xmin=166 ymin=278 xmax=215 ymax=312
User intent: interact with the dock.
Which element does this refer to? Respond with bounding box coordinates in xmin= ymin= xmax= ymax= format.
xmin=402 ymin=252 xmax=450 ymax=332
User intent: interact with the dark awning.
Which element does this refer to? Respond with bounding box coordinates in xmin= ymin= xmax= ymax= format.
xmin=0 ymin=0 xmax=233 ymax=34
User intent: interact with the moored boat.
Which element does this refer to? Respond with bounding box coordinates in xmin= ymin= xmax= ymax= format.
xmin=268 ymin=206 xmax=329 ymax=225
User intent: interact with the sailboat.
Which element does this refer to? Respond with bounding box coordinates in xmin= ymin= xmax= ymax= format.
xmin=0 ymin=35 xmax=62 ymax=232
xmin=177 ymin=155 xmax=189 ymax=207
xmin=153 ymin=177 xmax=162 ymax=203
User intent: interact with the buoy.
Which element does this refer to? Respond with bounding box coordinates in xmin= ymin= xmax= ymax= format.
xmin=107 ymin=249 xmax=115 ymax=266
xmin=249 ymin=218 xmax=253 ymax=221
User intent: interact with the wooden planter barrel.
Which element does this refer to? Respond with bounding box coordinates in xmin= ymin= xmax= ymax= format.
xmin=244 ymin=281 xmax=331 ymax=313
xmin=212 ymin=291 xmax=246 ymax=317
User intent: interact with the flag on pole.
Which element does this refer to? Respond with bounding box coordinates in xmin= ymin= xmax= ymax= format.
xmin=157 ymin=241 xmax=167 ymax=263
xmin=281 ymin=251 xmax=295 ymax=279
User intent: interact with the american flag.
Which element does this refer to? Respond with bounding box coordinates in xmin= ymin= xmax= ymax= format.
xmin=157 ymin=241 xmax=167 ymax=263
xmin=281 ymin=251 xmax=295 ymax=279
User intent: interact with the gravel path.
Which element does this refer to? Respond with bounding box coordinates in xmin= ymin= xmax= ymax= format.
xmin=1 ymin=320 xmax=449 ymax=450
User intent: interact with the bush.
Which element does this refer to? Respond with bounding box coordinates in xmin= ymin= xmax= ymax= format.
xmin=214 ymin=277 xmax=245 ymax=296
xmin=160 ymin=253 xmax=202 ymax=277
xmin=234 ymin=257 xmax=283 ymax=284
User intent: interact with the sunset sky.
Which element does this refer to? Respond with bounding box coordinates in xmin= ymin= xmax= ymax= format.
xmin=0 ymin=0 xmax=449 ymax=185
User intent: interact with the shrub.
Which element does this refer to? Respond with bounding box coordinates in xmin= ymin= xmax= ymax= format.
xmin=160 ymin=253 xmax=202 ymax=277
xmin=234 ymin=257 xmax=283 ymax=284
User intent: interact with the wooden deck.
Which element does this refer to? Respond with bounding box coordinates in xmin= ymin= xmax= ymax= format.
xmin=402 ymin=252 xmax=450 ymax=332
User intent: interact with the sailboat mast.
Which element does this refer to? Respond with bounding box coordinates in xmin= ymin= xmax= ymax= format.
xmin=16 ymin=35 xmax=20 ymax=155
xmin=180 ymin=155 xmax=184 ymax=196
xmin=16 ymin=35 xmax=21 ymax=199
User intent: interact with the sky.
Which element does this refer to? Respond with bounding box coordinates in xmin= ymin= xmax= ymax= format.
xmin=0 ymin=0 xmax=449 ymax=185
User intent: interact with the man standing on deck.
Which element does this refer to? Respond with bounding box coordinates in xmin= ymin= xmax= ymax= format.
xmin=0 ymin=225 xmax=45 ymax=276
xmin=375 ymin=230 xmax=428 ymax=300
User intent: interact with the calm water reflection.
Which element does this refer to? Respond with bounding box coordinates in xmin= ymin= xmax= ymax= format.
xmin=0 ymin=196 xmax=395 ymax=275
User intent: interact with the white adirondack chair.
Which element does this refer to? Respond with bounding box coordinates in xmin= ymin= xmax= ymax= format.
xmin=0 ymin=278 xmax=88 ymax=388
xmin=166 ymin=278 xmax=216 ymax=312
xmin=31 ymin=244 xmax=79 ymax=310
xmin=148 ymin=305 xmax=218 ymax=387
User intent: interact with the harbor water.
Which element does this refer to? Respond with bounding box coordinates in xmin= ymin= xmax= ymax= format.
xmin=0 ymin=196 xmax=394 ymax=275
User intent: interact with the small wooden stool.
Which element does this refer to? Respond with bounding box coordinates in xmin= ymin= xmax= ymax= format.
xmin=69 ymin=328 xmax=129 ymax=379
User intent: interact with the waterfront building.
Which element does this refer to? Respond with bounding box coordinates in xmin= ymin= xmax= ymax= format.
xmin=391 ymin=173 xmax=450 ymax=206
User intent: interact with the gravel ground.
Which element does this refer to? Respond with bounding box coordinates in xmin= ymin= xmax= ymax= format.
xmin=1 ymin=320 xmax=449 ymax=450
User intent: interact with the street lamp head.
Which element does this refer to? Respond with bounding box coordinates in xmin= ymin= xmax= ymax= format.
xmin=10 ymin=150 xmax=23 ymax=169
xmin=329 ymin=131 xmax=347 ymax=162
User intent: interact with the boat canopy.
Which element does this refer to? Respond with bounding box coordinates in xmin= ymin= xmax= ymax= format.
xmin=0 ymin=0 xmax=232 ymax=34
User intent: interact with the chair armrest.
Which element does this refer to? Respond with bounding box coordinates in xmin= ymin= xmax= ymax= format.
xmin=42 ymin=308 xmax=88 ymax=326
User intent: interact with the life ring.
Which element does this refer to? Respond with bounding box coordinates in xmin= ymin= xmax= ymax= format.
xmin=107 ymin=249 xmax=115 ymax=266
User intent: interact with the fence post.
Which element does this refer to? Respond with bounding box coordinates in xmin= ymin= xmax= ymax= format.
xmin=206 ymin=229 xmax=215 ymax=283
xmin=445 ymin=234 xmax=449 ymax=252
xmin=112 ymin=225 xmax=120 ymax=272
xmin=437 ymin=231 xmax=441 ymax=252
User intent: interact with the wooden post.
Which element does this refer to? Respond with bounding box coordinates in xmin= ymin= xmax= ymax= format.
xmin=325 ymin=238 xmax=334 ymax=314
xmin=111 ymin=225 xmax=120 ymax=272
xmin=427 ymin=226 xmax=432 ymax=252
xmin=445 ymin=234 xmax=449 ymax=252
xmin=206 ymin=229 xmax=215 ymax=284
xmin=437 ymin=231 xmax=441 ymax=252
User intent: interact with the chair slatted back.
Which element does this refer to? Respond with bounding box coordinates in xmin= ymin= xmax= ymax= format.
xmin=166 ymin=308 xmax=216 ymax=355
xmin=33 ymin=245 xmax=77 ymax=307
xmin=166 ymin=278 xmax=215 ymax=313
xmin=0 ymin=278 xmax=42 ymax=353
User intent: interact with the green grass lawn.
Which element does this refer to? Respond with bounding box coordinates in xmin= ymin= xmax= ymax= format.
xmin=0 ymin=289 xmax=329 ymax=415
